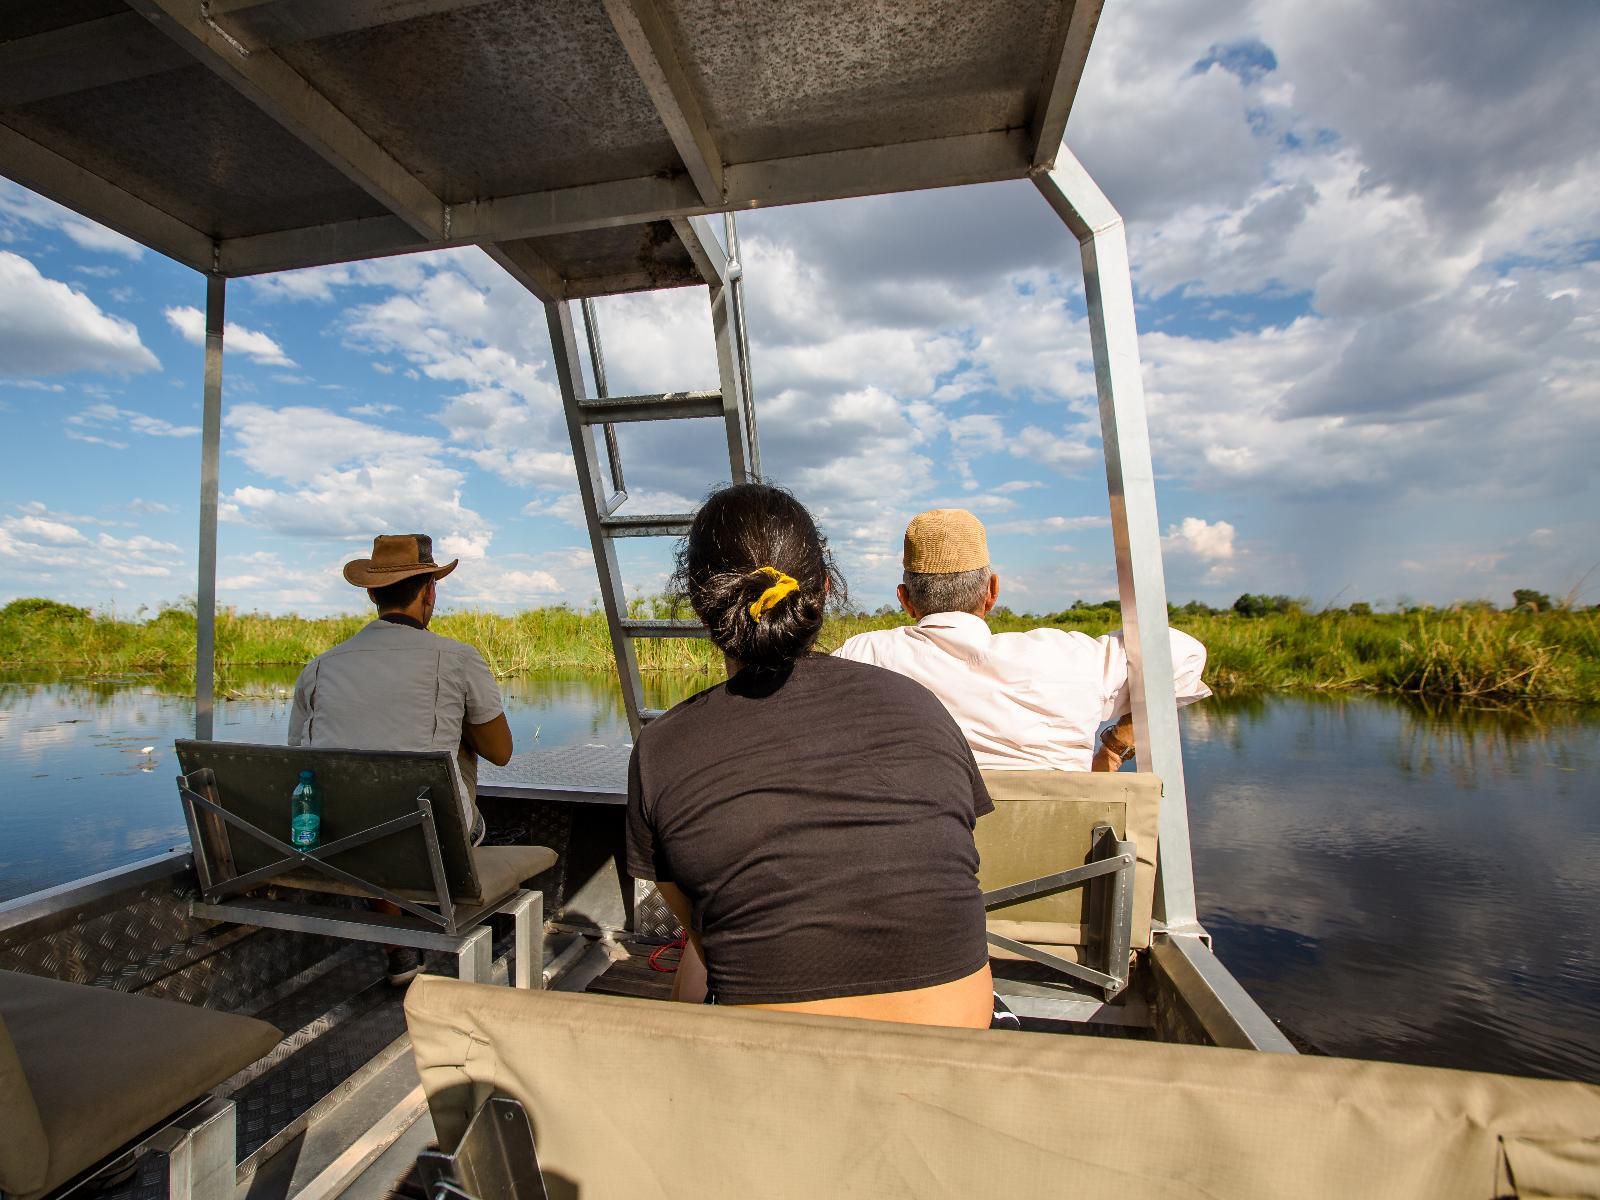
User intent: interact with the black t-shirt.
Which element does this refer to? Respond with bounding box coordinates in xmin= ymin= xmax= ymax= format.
xmin=626 ymin=653 xmax=993 ymax=1005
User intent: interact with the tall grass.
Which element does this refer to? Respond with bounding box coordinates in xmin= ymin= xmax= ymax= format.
xmin=2 ymin=601 xmax=1597 ymax=703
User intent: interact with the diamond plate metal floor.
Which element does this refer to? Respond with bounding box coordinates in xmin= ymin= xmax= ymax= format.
xmin=479 ymin=744 xmax=629 ymax=803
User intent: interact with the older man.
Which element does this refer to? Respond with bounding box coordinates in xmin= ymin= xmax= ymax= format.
xmin=834 ymin=509 xmax=1210 ymax=772
xmin=287 ymin=533 xmax=512 ymax=982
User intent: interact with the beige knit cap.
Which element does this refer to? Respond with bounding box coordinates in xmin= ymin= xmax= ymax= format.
xmin=903 ymin=509 xmax=990 ymax=574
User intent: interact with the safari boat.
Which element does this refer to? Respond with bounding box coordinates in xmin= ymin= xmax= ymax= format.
xmin=2 ymin=3 xmax=1597 ymax=1198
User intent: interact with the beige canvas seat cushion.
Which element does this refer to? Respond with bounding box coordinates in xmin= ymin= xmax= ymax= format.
xmin=0 ymin=1007 xmax=49 ymax=1195
xmin=977 ymin=770 xmax=1160 ymax=950
xmin=0 ymin=970 xmax=282 ymax=1200
xmin=406 ymin=975 xmax=1600 ymax=1200
xmin=274 ymin=844 xmax=557 ymax=906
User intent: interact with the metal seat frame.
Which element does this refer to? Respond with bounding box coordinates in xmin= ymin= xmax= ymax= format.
xmin=19 ymin=1095 xmax=236 ymax=1200
xmin=177 ymin=767 xmax=542 ymax=987
xmin=984 ymin=822 xmax=1136 ymax=1002
xmin=417 ymin=1094 xmax=549 ymax=1200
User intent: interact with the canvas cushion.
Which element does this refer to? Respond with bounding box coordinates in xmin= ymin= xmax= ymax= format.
xmin=977 ymin=770 xmax=1160 ymax=950
xmin=274 ymin=843 xmax=556 ymax=906
xmin=0 ymin=971 xmax=282 ymax=1200
xmin=472 ymin=846 xmax=557 ymax=907
xmin=406 ymin=976 xmax=1600 ymax=1200
xmin=0 ymin=1007 xmax=49 ymax=1196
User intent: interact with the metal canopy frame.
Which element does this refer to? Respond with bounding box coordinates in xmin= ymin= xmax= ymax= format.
xmin=0 ymin=0 xmax=1290 ymax=1032
xmin=1 ymin=1 xmax=1105 ymax=283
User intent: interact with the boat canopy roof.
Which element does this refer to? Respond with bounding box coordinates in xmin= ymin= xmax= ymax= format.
xmin=0 ymin=0 xmax=1099 ymax=295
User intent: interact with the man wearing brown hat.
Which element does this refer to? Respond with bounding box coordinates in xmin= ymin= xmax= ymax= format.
xmin=287 ymin=534 xmax=512 ymax=981
xmin=835 ymin=509 xmax=1210 ymax=772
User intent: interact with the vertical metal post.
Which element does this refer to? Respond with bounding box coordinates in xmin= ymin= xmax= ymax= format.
xmin=149 ymin=1096 xmax=236 ymax=1200
xmin=505 ymin=889 xmax=543 ymax=990
xmin=723 ymin=212 xmax=760 ymax=478
xmin=547 ymin=301 xmax=648 ymax=734
xmin=709 ymin=219 xmax=753 ymax=485
xmin=1033 ymin=149 xmax=1199 ymax=932
xmin=455 ymin=925 xmax=492 ymax=985
xmin=195 ymin=275 xmax=225 ymax=741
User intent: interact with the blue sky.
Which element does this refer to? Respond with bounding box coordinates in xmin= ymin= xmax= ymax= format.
xmin=2 ymin=1 xmax=1598 ymax=617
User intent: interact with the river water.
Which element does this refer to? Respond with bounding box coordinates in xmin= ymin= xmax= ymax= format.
xmin=1 ymin=672 xmax=1596 ymax=1083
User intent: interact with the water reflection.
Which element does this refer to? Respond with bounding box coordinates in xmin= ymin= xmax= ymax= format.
xmin=1 ymin=675 xmax=1596 ymax=1084
xmin=1185 ymin=693 xmax=1600 ymax=1083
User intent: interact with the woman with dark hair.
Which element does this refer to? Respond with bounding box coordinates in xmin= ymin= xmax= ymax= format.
xmin=625 ymin=482 xmax=995 ymax=1028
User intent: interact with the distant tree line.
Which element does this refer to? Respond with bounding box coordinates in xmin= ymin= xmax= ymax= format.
xmin=919 ymin=589 xmax=1588 ymax=621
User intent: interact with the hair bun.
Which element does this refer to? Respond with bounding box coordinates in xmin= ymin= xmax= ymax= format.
xmin=670 ymin=483 xmax=846 ymax=668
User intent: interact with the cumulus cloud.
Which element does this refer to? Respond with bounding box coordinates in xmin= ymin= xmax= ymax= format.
xmin=218 ymin=403 xmax=494 ymax=569
xmin=0 ymin=253 xmax=158 ymax=376
xmin=1164 ymin=517 xmax=1237 ymax=562
xmin=0 ymin=505 xmax=182 ymax=594
xmin=163 ymin=306 xmax=296 ymax=367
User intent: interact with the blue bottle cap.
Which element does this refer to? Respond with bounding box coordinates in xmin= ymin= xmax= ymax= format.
xmin=299 ymin=769 xmax=314 ymax=780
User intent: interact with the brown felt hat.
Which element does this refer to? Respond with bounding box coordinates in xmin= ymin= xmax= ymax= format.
xmin=342 ymin=533 xmax=458 ymax=589
xmin=903 ymin=509 xmax=990 ymax=574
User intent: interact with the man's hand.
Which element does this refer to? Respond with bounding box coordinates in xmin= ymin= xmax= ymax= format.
xmin=463 ymin=712 xmax=513 ymax=766
xmin=1092 ymin=741 xmax=1125 ymax=772
xmin=1093 ymin=715 xmax=1135 ymax=772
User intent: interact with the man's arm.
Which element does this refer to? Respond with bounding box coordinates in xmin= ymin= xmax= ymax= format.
xmin=462 ymin=713 xmax=512 ymax=766
xmin=458 ymin=647 xmax=512 ymax=764
xmin=285 ymin=665 xmax=313 ymax=746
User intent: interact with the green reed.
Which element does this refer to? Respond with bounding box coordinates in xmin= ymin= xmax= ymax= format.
xmin=2 ymin=600 xmax=1596 ymax=703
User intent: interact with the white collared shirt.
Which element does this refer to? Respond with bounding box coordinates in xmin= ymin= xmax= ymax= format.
xmin=833 ymin=612 xmax=1212 ymax=772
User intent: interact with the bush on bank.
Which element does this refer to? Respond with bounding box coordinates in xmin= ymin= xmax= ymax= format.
xmin=2 ymin=597 xmax=1597 ymax=703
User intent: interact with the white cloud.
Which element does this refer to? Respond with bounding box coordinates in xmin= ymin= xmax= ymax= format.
xmin=0 ymin=507 xmax=182 ymax=590
xmin=0 ymin=182 xmax=144 ymax=259
xmin=451 ymin=568 xmax=562 ymax=601
xmin=992 ymin=516 xmax=1111 ymax=535
xmin=1162 ymin=517 xmax=1240 ymax=587
xmin=10 ymin=515 xmax=88 ymax=546
xmin=218 ymin=403 xmax=494 ymax=567
xmin=163 ymin=306 xmax=296 ymax=367
xmin=227 ymin=403 xmax=435 ymax=482
xmin=0 ymin=253 xmax=158 ymax=376
xmin=1010 ymin=425 xmax=1098 ymax=472
xmin=1163 ymin=517 xmax=1237 ymax=562
xmin=66 ymin=402 xmax=199 ymax=447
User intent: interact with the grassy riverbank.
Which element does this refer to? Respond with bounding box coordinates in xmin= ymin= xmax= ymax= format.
xmin=3 ymin=598 xmax=1598 ymax=703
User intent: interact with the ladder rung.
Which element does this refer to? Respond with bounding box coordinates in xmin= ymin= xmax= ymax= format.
xmin=578 ymin=391 xmax=723 ymax=424
xmin=601 ymin=513 xmax=695 ymax=537
xmin=620 ymin=619 xmax=708 ymax=638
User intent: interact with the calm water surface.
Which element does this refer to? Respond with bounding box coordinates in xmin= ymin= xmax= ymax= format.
xmin=1 ymin=673 xmax=1596 ymax=1082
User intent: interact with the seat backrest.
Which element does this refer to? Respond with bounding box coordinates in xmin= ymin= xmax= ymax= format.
xmin=976 ymin=770 xmax=1161 ymax=950
xmin=0 ymin=1008 xmax=49 ymax=1196
xmin=174 ymin=741 xmax=486 ymax=904
xmin=405 ymin=976 xmax=1600 ymax=1200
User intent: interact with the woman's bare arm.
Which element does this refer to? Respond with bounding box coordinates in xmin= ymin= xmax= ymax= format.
xmin=655 ymin=881 xmax=709 ymax=1004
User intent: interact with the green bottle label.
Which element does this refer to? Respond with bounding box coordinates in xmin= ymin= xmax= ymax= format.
xmin=291 ymin=812 xmax=320 ymax=848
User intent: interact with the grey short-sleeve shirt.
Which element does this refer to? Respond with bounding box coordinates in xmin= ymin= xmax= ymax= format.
xmin=286 ymin=619 xmax=503 ymax=825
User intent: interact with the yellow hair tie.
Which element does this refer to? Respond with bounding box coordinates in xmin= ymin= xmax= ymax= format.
xmin=747 ymin=566 xmax=799 ymax=621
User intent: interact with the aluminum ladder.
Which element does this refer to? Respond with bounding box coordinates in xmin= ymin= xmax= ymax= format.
xmin=543 ymin=213 xmax=760 ymax=736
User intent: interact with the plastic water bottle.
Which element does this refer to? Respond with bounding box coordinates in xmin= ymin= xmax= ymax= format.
xmin=290 ymin=769 xmax=321 ymax=849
